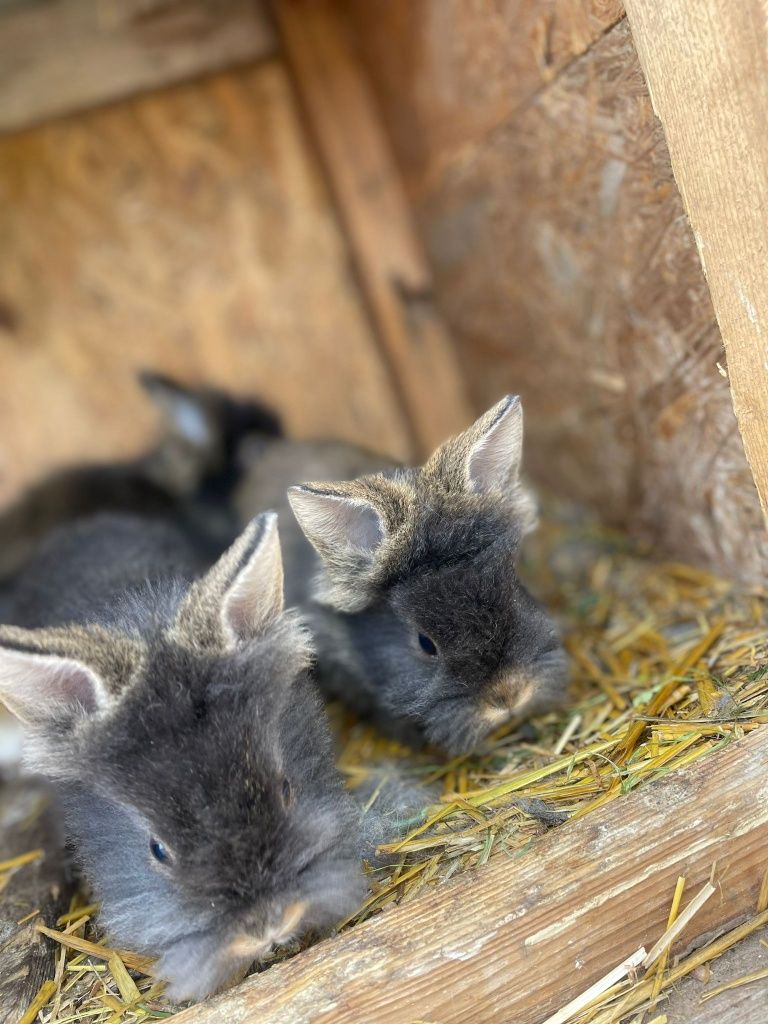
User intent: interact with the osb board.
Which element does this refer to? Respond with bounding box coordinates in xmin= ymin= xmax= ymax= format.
xmin=274 ymin=0 xmax=474 ymax=456
xmin=343 ymin=4 xmax=768 ymax=584
xmin=0 ymin=61 xmax=412 ymax=506
xmin=339 ymin=0 xmax=624 ymax=188
xmin=0 ymin=0 xmax=276 ymax=133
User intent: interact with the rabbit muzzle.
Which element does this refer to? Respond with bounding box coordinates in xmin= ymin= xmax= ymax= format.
xmin=226 ymin=899 xmax=307 ymax=960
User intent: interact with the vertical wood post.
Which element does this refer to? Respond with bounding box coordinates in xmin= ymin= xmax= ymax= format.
xmin=273 ymin=0 xmax=474 ymax=457
xmin=624 ymin=0 xmax=768 ymax=528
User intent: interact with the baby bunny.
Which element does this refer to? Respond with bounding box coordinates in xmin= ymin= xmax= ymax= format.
xmin=235 ymin=396 xmax=569 ymax=755
xmin=0 ymin=371 xmax=280 ymax=579
xmin=0 ymin=512 xmax=364 ymax=1002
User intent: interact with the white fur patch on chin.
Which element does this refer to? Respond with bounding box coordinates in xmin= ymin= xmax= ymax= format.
xmin=158 ymin=939 xmax=245 ymax=1004
xmin=479 ymin=678 xmax=537 ymax=731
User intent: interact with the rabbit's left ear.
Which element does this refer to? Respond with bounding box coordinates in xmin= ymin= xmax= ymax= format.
xmin=463 ymin=395 xmax=524 ymax=495
xmin=175 ymin=512 xmax=284 ymax=650
xmin=428 ymin=395 xmax=537 ymax=533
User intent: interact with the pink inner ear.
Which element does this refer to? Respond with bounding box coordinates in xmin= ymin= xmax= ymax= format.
xmin=220 ymin=514 xmax=285 ymax=644
xmin=289 ymin=488 xmax=384 ymax=556
xmin=467 ymin=399 xmax=523 ymax=494
xmin=0 ymin=648 xmax=105 ymax=725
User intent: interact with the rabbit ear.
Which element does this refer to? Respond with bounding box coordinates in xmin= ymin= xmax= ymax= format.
xmin=426 ymin=395 xmax=537 ymax=534
xmin=175 ymin=512 xmax=284 ymax=649
xmin=462 ymin=395 xmax=524 ymax=494
xmin=138 ymin=370 xmax=214 ymax=450
xmin=287 ymin=486 xmax=385 ymax=561
xmin=0 ymin=625 xmax=131 ymax=725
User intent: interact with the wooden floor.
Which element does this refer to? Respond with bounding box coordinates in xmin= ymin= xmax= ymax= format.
xmin=664 ymin=930 xmax=768 ymax=1023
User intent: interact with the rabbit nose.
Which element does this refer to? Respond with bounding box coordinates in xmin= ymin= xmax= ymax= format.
xmin=278 ymin=899 xmax=307 ymax=937
xmin=226 ymin=900 xmax=307 ymax=961
xmin=480 ymin=673 xmax=535 ymax=725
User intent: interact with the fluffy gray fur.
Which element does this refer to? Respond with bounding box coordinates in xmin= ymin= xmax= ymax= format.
xmin=0 ymin=513 xmax=364 ymax=1002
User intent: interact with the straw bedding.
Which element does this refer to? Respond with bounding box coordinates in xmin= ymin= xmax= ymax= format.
xmin=11 ymin=504 xmax=768 ymax=1023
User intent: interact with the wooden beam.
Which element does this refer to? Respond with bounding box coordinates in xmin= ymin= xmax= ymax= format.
xmin=0 ymin=0 xmax=276 ymax=134
xmin=0 ymin=779 xmax=73 ymax=1024
xmin=273 ymin=0 xmax=474 ymax=458
xmin=624 ymin=0 xmax=768 ymax=531
xmin=171 ymin=727 xmax=768 ymax=1024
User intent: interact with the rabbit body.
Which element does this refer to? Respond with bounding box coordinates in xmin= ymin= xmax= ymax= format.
xmin=0 ymin=511 xmax=364 ymax=1002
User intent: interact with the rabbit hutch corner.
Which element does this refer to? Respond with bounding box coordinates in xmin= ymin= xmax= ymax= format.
xmin=2 ymin=2 xmax=768 ymax=1023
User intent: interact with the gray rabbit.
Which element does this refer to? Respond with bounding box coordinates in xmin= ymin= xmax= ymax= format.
xmin=233 ymin=395 xmax=569 ymax=755
xmin=0 ymin=371 xmax=280 ymax=580
xmin=0 ymin=511 xmax=364 ymax=1002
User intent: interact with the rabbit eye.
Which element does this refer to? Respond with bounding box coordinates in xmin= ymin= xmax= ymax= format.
xmin=150 ymin=837 xmax=171 ymax=865
xmin=418 ymin=632 xmax=438 ymax=657
xmin=280 ymin=777 xmax=294 ymax=808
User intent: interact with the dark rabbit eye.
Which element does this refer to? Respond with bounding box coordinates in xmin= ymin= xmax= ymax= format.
xmin=150 ymin=837 xmax=171 ymax=864
xmin=418 ymin=632 xmax=438 ymax=657
xmin=280 ymin=777 xmax=294 ymax=808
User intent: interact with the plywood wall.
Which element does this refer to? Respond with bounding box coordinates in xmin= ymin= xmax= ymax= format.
xmin=342 ymin=0 xmax=768 ymax=583
xmin=0 ymin=59 xmax=411 ymax=505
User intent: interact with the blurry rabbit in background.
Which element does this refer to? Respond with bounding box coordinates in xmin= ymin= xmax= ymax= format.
xmin=0 ymin=371 xmax=280 ymax=580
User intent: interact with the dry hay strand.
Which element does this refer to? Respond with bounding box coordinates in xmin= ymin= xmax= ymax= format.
xmin=543 ymin=875 xmax=768 ymax=1023
xmin=25 ymin=506 xmax=768 ymax=1021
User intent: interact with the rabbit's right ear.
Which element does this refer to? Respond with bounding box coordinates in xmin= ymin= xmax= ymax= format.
xmin=287 ymin=483 xmax=398 ymax=612
xmin=174 ymin=512 xmax=285 ymax=650
xmin=287 ymin=486 xmax=385 ymax=561
xmin=0 ymin=625 xmax=135 ymax=725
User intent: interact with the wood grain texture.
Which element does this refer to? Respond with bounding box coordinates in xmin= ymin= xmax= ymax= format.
xmin=0 ymin=0 xmax=276 ymax=134
xmin=340 ymin=0 xmax=624 ymax=188
xmin=171 ymin=728 xmax=768 ymax=1024
xmin=0 ymin=780 xmax=72 ymax=1024
xmin=274 ymin=0 xmax=473 ymax=456
xmin=343 ymin=4 xmax=768 ymax=583
xmin=623 ymin=0 xmax=768 ymax=533
xmin=0 ymin=61 xmax=412 ymax=506
xmin=662 ymin=931 xmax=768 ymax=1024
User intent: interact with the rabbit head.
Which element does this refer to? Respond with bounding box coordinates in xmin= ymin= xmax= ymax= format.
xmin=288 ymin=397 xmax=568 ymax=754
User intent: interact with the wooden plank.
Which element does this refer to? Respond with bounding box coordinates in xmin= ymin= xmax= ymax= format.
xmin=623 ymin=0 xmax=768 ymax=532
xmin=662 ymin=931 xmax=768 ymax=1023
xmin=0 ymin=0 xmax=276 ymax=134
xmin=0 ymin=779 xmax=73 ymax=1024
xmin=0 ymin=60 xmax=412 ymax=507
xmin=341 ymin=7 xmax=768 ymax=586
xmin=273 ymin=0 xmax=474 ymax=457
xmin=171 ymin=728 xmax=768 ymax=1024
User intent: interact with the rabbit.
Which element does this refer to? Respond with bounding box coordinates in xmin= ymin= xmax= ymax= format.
xmin=0 ymin=510 xmax=365 ymax=1002
xmin=0 ymin=371 xmax=280 ymax=580
xmin=231 ymin=395 xmax=569 ymax=755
